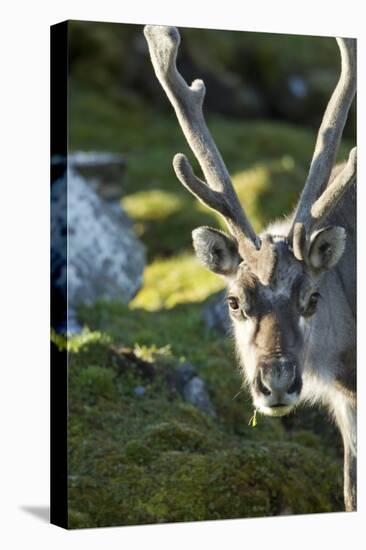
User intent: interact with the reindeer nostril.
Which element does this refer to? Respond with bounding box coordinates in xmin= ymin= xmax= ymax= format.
xmin=257 ymin=376 xmax=271 ymax=396
xmin=287 ymin=378 xmax=298 ymax=395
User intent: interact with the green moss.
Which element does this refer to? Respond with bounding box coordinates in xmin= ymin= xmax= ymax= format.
xmin=121 ymin=439 xmax=155 ymax=465
xmin=67 ymin=298 xmax=344 ymax=528
xmin=68 ymin=440 xmax=342 ymax=528
xmin=143 ymin=421 xmax=214 ymax=453
xmin=123 ymin=189 xmax=183 ymax=221
xmin=122 ymin=190 xmax=217 ymax=259
xmin=68 ymin=509 xmax=91 ymax=529
xmin=231 ymin=158 xmax=305 ymax=232
xmin=51 ymin=327 xmax=110 ymax=353
xmin=131 ymin=253 xmax=224 ymax=311
xmin=72 ymin=365 xmax=117 ymax=403
xmin=289 ymin=430 xmax=322 ymax=449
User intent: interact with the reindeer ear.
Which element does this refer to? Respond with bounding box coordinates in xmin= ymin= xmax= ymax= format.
xmin=192 ymin=227 xmax=241 ymax=276
xmin=308 ymin=226 xmax=346 ymax=273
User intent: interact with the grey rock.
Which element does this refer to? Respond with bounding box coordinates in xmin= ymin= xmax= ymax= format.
xmin=175 ymin=362 xmax=197 ymax=392
xmin=287 ymin=75 xmax=308 ymax=99
xmin=174 ymin=361 xmax=216 ymax=416
xmin=133 ymin=385 xmax=146 ymax=397
xmin=69 ymin=151 xmax=126 ymax=201
xmin=51 ymin=160 xmax=145 ymax=308
xmin=203 ymin=291 xmax=231 ymax=336
xmin=56 ymin=307 xmax=83 ymax=335
xmin=182 ymin=376 xmax=216 ymax=417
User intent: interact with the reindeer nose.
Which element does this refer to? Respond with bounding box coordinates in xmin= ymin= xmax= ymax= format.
xmin=256 ymin=359 xmax=301 ymax=401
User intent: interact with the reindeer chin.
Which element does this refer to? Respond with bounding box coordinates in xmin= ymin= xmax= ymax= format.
xmin=258 ymin=405 xmax=294 ymax=418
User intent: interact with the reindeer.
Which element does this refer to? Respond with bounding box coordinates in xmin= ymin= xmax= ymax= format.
xmin=144 ymin=25 xmax=357 ymax=512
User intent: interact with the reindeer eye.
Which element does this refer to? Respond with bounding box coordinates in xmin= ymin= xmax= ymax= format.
xmin=309 ymin=292 xmax=320 ymax=306
xmin=302 ymin=291 xmax=321 ymax=317
xmin=228 ymin=296 xmax=240 ymax=311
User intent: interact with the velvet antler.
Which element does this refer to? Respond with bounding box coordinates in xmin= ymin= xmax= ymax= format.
xmin=289 ymin=38 xmax=356 ymax=260
xmin=144 ymin=25 xmax=260 ymax=258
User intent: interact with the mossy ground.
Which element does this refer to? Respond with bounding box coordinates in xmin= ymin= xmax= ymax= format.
xmin=66 ymin=315 xmax=343 ymax=528
xmin=63 ymin=62 xmax=351 ymax=528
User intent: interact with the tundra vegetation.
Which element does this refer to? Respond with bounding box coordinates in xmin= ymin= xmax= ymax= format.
xmin=61 ymin=22 xmax=354 ymax=528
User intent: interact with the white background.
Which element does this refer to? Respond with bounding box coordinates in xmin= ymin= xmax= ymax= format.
xmin=0 ymin=0 xmax=364 ymax=548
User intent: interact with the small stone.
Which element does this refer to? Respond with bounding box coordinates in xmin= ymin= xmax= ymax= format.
xmin=175 ymin=362 xmax=196 ymax=392
xmin=133 ymin=386 xmax=145 ymax=397
xmin=287 ymin=75 xmax=308 ymax=99
xmin=182 ymin=376 xmax=216 ymax=417
xmin=203 ymin=291 xmax=231 ymax=335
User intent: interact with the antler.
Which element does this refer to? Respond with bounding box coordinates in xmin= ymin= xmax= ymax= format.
xmin=144 ymin=25 xmax=260 ymax=257
xmin=289 ymin=38 xmax=357 ymax=260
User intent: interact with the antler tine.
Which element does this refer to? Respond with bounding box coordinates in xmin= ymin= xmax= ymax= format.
xmin=144 ymin=25 xmax=259 ymax=252
xmin=311 ymin=146 xmax=357 ymax=221
xmin=290 ymin=37 xmax=356 ymax=260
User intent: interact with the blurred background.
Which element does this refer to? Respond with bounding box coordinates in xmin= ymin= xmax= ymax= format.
xmin=55 ymin=21 xmax=356 ymax=527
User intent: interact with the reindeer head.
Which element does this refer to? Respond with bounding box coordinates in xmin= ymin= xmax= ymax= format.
xmin=144 ymin=26 xmax=356 ymax=417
